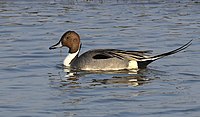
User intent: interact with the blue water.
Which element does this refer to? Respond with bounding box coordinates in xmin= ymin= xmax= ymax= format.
xmin=0 ymin=0 xmax=200 ymax=117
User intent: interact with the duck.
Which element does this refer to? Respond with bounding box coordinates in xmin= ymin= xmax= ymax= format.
xmin=49 ymin=31 xmax=192 ymax=71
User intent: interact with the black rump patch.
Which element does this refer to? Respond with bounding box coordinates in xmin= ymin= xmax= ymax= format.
xmin=137 ymin=60 xmax=154 ymax=69
xmin=93 ymin=54 xmax=112 ymax=59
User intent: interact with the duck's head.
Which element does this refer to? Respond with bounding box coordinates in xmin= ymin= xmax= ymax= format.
xmin=49 ymin=31 xmax=81 ymax=53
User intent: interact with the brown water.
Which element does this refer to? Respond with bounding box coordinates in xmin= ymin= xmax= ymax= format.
xmin=0 ymin=0 xmax=200 ymax=117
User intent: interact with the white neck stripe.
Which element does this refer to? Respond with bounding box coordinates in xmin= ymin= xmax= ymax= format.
xmin=63 ymin=49 xmax=80 ymax=67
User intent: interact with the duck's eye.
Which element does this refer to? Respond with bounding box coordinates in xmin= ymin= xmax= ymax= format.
xmin=64 ymin=37 xmax=69 ymax=40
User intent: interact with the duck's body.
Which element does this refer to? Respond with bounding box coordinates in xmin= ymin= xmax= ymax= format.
xmin=49 ymin=31 xmax=192 ymax=71
xmin=71 ymin=49 xmax=130 ymax=70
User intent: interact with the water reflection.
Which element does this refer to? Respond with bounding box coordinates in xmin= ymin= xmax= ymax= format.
xmin=50 ymin=67 xmax=155 ymax=88
xmin=92 ymin=75 xmax=150 ymax=86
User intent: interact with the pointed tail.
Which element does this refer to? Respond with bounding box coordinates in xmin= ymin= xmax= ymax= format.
xmin=137 ymin=40 xmax=192 ymax=69
xmin=150 ymin=39 xmax=192 ymax=61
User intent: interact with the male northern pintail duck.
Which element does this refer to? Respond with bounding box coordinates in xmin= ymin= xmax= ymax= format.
xmin=49 ymin=31 xmax=192 ymax=71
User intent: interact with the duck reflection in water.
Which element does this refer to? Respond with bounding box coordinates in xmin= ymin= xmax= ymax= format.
xmin=61 ymin=67 xmax=154 ymax=87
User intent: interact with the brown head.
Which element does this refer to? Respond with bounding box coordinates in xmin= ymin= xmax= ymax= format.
xmin=49 ymin=31 xmax=81 ymax=53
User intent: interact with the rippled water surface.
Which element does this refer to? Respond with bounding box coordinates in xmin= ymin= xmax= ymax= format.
xmin=0 ymin=0 xmax=200 ymax=117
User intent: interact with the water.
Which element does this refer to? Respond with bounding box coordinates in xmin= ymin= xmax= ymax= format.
xmin=0 ymin=0 xmax=200 ymax=117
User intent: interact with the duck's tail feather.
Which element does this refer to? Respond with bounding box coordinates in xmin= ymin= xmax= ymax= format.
xmin=137 ymin=40 xmax=192 ymax=68
xmin=150 ymin=39 xmax=192 ymax=60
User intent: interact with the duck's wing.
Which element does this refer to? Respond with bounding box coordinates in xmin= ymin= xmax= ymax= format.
xmin=102 ymin=40 xmax=192 ymax=61
xmin=91 ymin=49 xmax=151 ymax=60
xmin=92 ymin=39 xmax=192 ymax=62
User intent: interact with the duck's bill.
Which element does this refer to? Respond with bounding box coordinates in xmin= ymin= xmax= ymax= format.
xmin=49 ymin=41 xmax=62 ymax=50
